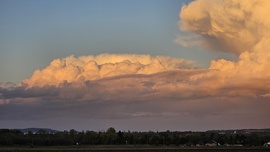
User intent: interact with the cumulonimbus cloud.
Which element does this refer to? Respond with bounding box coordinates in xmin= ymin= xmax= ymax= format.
xmin=21 ymin=54 xmax=195 ymax=88
xmin=177 ymin=0 xmax=270 ymax=96
xmin=178 ymin=0 xmax=270 ymax=55
xmin=1 ymin=0 xmax=270 ymax=130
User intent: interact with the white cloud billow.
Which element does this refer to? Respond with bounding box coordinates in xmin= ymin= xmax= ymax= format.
xmin=21 ymin=54 xmax=195 ymax=88
xmin=177 ymin=0 xmax=270 ymax=94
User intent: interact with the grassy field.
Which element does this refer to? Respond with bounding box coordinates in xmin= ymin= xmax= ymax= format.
xmin=0 ymin=146 xmax=269 ymax=152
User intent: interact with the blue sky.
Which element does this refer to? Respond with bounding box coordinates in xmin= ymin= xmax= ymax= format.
xmin=0 ymin=0 xmax=235 ymax=83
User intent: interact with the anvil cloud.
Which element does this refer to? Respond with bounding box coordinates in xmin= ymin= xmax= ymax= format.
xmin=1 ymin=0 xmax=270 ymax=131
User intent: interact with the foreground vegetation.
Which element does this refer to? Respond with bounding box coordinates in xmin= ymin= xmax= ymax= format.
xmin=0 ymin=127 xmax=270 ymax=148
xmin=0 ymin=146 xmax=270 ymax=152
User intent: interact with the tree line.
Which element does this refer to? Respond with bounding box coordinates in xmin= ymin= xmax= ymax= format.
xmin=0 ymin=127 xmax=269 ymax=147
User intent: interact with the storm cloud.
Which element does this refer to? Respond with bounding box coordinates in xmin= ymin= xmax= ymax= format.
xmin=1 ymin=0 xmax=270 ymax=131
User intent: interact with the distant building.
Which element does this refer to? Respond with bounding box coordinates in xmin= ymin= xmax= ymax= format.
xmin=218 ymin=132 xmax=226 ymax=135
xmin=205 ymin=143 xmax=217 ymax=147
xmin=205 ymin=140 xmax=220 ymax=147
xmin=264 ymin=142 xmax=270 ymax=147
xmin=232 ymin=144 xmax=243 ymax=147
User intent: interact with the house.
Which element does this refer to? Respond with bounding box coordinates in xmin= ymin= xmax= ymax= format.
xmin=205 ymin=143 xmax=217 ymax=147
xmin=205 ymin=140 xmax=220 ymax=147
xmin=263 ymin=142 xmax=270 ymax=147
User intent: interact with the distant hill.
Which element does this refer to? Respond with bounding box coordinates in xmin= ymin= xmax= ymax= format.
xmin=15 ymin=128 xmax=270 ymax=134
xmin=206 ymin=128 xmax=270 ymax=134
xmin=18 ymin=128 xmax=59 ymax=134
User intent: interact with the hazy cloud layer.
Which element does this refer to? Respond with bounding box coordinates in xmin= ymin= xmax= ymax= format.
xmin=1 ymin=64 xmax=270 ymax=130
xmin=1 ymin=0 xmax=270 ymax=130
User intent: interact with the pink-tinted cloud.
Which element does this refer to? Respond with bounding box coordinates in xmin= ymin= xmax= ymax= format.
xmin=177 ymin=0 xmax=270 ymax=98
xmin=21 ymin=54 xmax=195 ymax=88
xmin=1 ymin=0 xmax=270 ymax=131
xmin=178 ymin=0 xmax=270 ymax=55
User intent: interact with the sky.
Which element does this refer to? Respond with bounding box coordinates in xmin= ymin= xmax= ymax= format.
xmin=0 ymin=0 xmax=235 ymax=83
xmin=0 ymin=0 xmax=270 ymax=131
